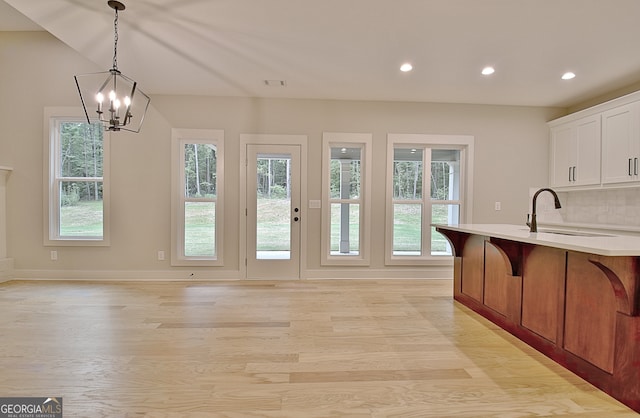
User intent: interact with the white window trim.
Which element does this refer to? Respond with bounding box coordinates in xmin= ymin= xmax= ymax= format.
xmin=171 ymin=128 xmax=224 ymax=266
xmin=43 ymin=107 xmax=111 ymax=247
xmin=321 ymin=132 xmax=372 ymax=266
xmin=385 ymin=134 xmax=474 ymax=265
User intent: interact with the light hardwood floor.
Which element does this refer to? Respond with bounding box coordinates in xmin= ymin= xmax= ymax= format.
xmin=0 ymin=279 xmax=637 ymax=417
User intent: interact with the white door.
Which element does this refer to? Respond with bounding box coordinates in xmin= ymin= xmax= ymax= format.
xmin=246 ymin=144 xmax=301 ymax=279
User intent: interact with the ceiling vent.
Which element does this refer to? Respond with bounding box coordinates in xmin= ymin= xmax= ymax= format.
xmin=264 ymin=80 xmax=287 ymax=87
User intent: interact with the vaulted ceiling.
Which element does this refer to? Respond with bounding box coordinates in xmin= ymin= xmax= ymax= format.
xmin=3 ymin=0 xmax=640 ymax=108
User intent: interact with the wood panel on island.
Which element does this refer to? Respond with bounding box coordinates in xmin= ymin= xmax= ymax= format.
xmin=436 ymin=206 xmax=640 ymax=412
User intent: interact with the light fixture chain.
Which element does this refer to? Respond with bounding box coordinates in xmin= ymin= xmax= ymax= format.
xmin=112 ymin=8 xmax=119 ymax=70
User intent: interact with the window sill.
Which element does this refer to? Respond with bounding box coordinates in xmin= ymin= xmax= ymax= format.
xmin=44 ymin=238 xmax=110 ymax=247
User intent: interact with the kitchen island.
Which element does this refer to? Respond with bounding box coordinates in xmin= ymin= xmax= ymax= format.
xmin=435 ymin=224 xmax=640 ymax=413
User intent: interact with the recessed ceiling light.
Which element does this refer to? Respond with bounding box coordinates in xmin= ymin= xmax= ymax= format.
xmin=561 ymin=72 xmax=576 ymax=80
xmin=400 ymin=63 xmax=413 ymax=72
xmin=481 ymin=66 xmax=495 ymax=75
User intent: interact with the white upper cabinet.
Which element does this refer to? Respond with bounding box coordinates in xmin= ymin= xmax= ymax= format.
xmin=550 ymin=114 xmax=601 ymax=188
xmin=601 ymin=102 xmax=640 ymax=184
xmin=549 ymin=90 xmax=640 ymax=189
xmin=550 ymin=123 xmax=574 ymax=187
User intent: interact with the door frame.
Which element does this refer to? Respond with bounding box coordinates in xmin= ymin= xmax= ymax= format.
xmin=239 ymin=134 xmax=308 ymax=279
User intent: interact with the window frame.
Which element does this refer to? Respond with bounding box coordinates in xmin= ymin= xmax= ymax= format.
xmin=43 ymin=107 xmax=111 ymax=247
xmin=385 ymin=134 xmax=474 ymax=265
xmin=321 ymin=132 xmax=372 ymax=266
xmin=171 ymin=128 xmax=224 ymax=266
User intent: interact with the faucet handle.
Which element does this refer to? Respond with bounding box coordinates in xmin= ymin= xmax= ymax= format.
xmin=526 ymin=213 xmax=531 ymax=227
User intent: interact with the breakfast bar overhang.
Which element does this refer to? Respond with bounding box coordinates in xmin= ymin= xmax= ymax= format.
xmin=435 ymin=224 xmax=640 ymax=413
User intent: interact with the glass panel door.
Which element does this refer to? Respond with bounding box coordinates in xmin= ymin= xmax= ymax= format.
xmin=246 ymin=144 xmax=301 ymax=279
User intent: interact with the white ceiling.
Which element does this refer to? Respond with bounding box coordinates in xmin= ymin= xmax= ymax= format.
xmin=3 ymin=0 xmax=640 ymax=108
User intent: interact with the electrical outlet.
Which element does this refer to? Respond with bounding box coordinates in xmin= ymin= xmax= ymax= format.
xmin=157 ymin=250 xmax=165 ymax=261
xmin=494 ymin=202 xmax=501 ymax=211
xmin=50 ymin=250 xmax=58 ymax=261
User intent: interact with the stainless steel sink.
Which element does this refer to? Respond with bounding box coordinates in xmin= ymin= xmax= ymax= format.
xmin=521 ymin=228 xmax=613 ymax=237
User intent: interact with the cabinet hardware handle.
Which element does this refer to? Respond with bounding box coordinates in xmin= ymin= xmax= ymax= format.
xmin=635 ymin=158 xmax=638 ymax=176
xmin=629 ymin=158 xmax=633 ymax=176
xmin=568 ymin=167 xmax=572 ymax=182
xmin=573 ymin=166 xmax=577 ymax=182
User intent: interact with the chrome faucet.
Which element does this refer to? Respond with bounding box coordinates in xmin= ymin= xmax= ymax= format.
xmin=527 ymin=188 xmax=562 ymax=233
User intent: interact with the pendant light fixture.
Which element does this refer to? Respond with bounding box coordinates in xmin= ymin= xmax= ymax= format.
xmin=74 ymin=0 xmax=150 ymax=133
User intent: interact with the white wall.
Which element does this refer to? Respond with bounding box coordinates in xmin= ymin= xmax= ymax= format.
xmin=0 ymin=31 xmax=565 ymax=280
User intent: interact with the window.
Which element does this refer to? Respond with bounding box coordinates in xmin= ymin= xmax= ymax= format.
xmin=44 ymin=108 xmax=110 ymax=246
xmin=171 ymin=129 xmax=224 ymax=266
xmin=386 ymin=134 xmax=473 ymax=264
xmin=392 ymin=147 xmax=425 ymax=256
xmin=430 ymin=149 xmax=465 ymax=255
xmin=321 ymin=133 xmax=372 ymax=265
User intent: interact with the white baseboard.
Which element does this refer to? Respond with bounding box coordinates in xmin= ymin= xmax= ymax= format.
xmin=304 ymin=266 xmax=454 ymax=279
xmin=11 ymin=269 xmax=243 ymax=282
xmin=9 ymin=266 xmax=454 ymax=282
xmin=0 ymin=258 xmax=13 ymax=282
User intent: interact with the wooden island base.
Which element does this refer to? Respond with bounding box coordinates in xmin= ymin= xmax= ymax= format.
xmin=437 ymin=228 xmax=640 ymax=413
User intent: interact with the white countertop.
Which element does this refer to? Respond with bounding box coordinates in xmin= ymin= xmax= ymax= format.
xmin=434 ymin=224 xmax=640 ymax=257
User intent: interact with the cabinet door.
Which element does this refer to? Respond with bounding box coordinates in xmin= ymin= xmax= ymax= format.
xmin=564 ymin=252 xmax=616 ymax=373
xmin=549 ymin=115 xmax=601 ymax=187
xmin=574 ymin=115 xmax=601 ymax=186
xmin=460 ymin=234 xmax=485 ymax=303
xmin=521 ymin=245 xmax=566 ymax=343
xmin=484 ymin=240 xmax=522 ymax=321
xmin=550 ymin=124 xmax=575 ymax=187
xmin=602 ymin=103 xmax=640 ymax=184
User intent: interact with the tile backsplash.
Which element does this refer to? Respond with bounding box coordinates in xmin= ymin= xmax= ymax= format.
xmin=533 ymin=187 xmax=640 ymax=230
xmin=561 ymin=188 xmax=640 ymax=226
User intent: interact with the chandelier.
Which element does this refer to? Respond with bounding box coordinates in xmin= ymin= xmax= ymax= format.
xmin=74 ymin=0 xmax=150 ymax=132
